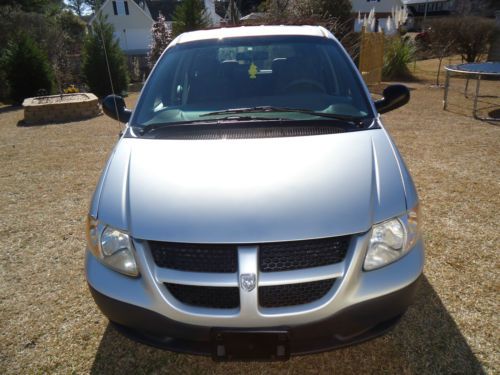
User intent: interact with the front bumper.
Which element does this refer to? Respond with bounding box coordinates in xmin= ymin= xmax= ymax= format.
xmin=86 ymin=233 xmax=424 ymax=355
xmin=89 ymin=276 xmax=419 ymax=356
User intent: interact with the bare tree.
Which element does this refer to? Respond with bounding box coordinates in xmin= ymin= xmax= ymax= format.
xmin=264 ymin=0 xmax=290 ymax=21
xmin=66 ymin=0 xmax=87 ymax=16
xmin=427 ymin=18 xmax=457 ymax=86
xmin=85 ymin=0 xmax=102 ymax=13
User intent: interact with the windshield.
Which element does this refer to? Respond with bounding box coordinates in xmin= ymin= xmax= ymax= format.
xmin=132 ymin=36 xmax=373 ymax=127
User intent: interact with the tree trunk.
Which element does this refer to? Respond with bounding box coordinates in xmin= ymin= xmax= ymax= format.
xmin=436 ymin=55 xmax=444 ymax=86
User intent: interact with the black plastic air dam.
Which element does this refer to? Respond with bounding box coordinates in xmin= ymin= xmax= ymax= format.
xmin=89 ymin=276 xmax=420 ymax=359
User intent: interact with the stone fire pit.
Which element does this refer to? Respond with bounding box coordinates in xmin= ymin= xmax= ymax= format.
xmin=22 ymin=93 xmax=101 ymax=124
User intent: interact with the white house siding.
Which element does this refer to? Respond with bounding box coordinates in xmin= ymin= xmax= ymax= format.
xmin=114 ymin=28 xmax=152 ymax=53
xmin=90 ymin=0 xmax=154 ymax=54
xmin=351 ymin=0 xmax=405 ymax=14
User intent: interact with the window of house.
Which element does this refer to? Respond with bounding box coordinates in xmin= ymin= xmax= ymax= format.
xmin=112 ymin=1 xmax=129 ymax=16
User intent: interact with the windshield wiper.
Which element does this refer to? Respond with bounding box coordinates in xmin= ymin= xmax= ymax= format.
xmin=200 ymin=106 xmax=366 ymax=123
xmin=137 ymin=115 xmax=287 ymax=135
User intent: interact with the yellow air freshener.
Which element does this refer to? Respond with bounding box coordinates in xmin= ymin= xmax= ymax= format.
xmin=248 ymin=63 xmax=258 ymax=79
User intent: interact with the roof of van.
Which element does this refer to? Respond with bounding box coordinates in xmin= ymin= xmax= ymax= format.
xmin=170 ymin=25 xmax=335 ymax=47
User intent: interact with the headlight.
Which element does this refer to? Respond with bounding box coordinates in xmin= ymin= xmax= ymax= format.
xmin=364 ymin=204 xmax=420 ymax=271
xmin=85 ymin=215 xmax=139 ymax=277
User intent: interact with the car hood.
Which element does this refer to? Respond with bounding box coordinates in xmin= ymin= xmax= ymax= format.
xmin=96 ymin=129 xmax=408 ymax=243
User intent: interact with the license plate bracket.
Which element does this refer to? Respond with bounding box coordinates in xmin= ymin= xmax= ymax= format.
xmin=210 ymin=329 xmax=290 ymax=361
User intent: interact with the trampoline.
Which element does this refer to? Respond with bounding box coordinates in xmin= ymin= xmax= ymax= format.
xmin=443 ymin=62 xmax=500 ymax=121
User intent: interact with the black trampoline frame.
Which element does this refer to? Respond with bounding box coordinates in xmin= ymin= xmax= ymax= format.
xmin=443 ymin=62 xmax=500 ymax=122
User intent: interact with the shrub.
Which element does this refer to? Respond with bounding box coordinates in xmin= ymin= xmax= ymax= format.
xmin=383 ymin=36 xmax=415 ymax=80
xmin=3 ymin=34 xmax=54 ymax=103
xmin=454 ymin=16 xmax=495 ymax=63
xmin=82 ymin=14 xmax=129 ymax=98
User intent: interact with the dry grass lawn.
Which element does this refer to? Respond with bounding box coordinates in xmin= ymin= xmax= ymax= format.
xmin=0 ymin=66 xmax=498 ymax=374
xmin=409 ymin=55 xmax=463 ymax=85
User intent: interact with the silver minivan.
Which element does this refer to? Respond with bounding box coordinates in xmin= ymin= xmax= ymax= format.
xmin=86 ymin=26 xmax=424 ymax=361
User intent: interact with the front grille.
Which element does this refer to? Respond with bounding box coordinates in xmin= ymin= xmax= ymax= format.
xmin=259 ymin=236 xmax=350 ymax=272
xmin=152 ymin=237 xmax=348 ymax=310
xmin=165 ymin=283 xmax=240 ymax=309
xmin=149 ymin=241 xmax=237 ymax=273
xmin=259 ymin=279 xmax=335 ymax=308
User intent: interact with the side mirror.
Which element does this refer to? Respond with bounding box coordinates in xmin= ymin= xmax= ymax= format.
xmin=102 ymin=95 xmax=132 ymax=123
xmin=374 ymin=84 xmax=410 ymax=114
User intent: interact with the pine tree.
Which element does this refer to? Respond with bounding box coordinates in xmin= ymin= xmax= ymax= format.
xmin=172 ymin=0 xmax=209 ymax=38
xmin=82 ymin=14 xmax=129 ymax=97
xmin=3 ymin=33 xmax=54 ymax=103
xmin=147 ymin=12 xmax=172 ymax=69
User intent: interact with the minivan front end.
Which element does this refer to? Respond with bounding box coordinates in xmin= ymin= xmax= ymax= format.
xmin=85 ymin=26 xmax=423 ymax=360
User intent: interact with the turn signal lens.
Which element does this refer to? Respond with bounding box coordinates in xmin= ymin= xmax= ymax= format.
xmin=86 ymin=215 xmax=100 ymax=257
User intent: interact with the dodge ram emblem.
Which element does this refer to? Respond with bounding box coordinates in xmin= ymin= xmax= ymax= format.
xmin=240 ymin=273 xmax=256 ymax=292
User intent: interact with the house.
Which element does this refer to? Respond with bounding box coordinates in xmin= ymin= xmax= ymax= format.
xmin=89 ymin=0 xmax=223 ymax=57
xmin=88 ymin=0 xmax=223 ymax=80
xmin=402 ymin=0 xmax=455 ymax=17
xmin=350 ymin=0 xmax=406 ymax=15
xmin=351 ymin=0 xmax=408 ymax=33
xmin=89 ymin=0 xmax=154 ymax=56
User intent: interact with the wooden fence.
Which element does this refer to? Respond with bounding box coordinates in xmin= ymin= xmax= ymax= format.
xmin=358 ymin=28 xmax=385 ymax=85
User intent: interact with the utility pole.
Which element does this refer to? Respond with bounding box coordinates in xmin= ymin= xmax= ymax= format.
xmin=228 ymin=0 xmax=240 ymax=25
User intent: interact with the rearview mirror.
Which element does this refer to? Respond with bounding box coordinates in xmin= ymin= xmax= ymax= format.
xmin=374 ymin=84 xmax=410 ymax=114
xmin=102 ymin=95 xmax=132 ymax=123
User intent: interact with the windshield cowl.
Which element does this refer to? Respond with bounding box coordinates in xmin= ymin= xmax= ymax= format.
xmin=126 ymin=117 xmax=377 ymax=139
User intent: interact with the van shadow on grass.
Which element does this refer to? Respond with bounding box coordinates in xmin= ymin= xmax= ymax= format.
xmin=90 ymin=276 xmax=485 ymax=374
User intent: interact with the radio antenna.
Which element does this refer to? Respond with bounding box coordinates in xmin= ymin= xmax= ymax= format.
xmin=95 ymin=15 xmax=123 ymax=133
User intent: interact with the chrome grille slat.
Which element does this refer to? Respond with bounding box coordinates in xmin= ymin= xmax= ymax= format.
xmin=155 ymin=268 xmax=238 ymax=287
xmin=258 ymin=263 xmax=344 ymax=286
